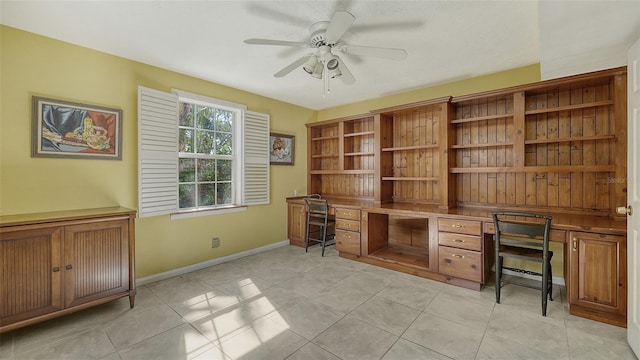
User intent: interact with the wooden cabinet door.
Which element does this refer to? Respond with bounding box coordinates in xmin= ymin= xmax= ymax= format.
xmin=0 ymin=226 xmax=64 ymax=325
xmin=63 ymin=219 xmax=130 ymax=308
xmin=569 ymin=231 xmax=626 ymax=315
xmin=287 ymin=202 xmax=307 ymax=247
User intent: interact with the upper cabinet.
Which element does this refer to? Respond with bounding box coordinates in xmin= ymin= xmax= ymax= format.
xmin=307 ymin=67 xmax=627 ymax=218
xmin=372 ymin=98 xmax=452 ymax=206
xmin=449 ymin=69 xmax=626 ymax=216
xmin=307 ymin=114 xmax=376 ymax=199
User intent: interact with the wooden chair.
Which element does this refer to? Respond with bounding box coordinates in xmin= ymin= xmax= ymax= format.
xmin=304 ymin=197 xmax=335 ymax=256
xmin=492 ymin=211 xmax=553 ymax=316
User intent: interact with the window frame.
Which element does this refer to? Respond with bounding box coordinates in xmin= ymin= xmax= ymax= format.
xmin=175 ymin=94 xmax=242 ymax=211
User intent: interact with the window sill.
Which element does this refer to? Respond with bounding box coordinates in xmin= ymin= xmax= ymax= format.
xmin=170 ymin=205 xmax=247 ymax=220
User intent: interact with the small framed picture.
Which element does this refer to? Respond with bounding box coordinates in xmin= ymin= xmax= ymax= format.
xmin=269 ymin=133 xmax=294 ymax=165
xmin=32 ymin=96 xmax=122 ymax=160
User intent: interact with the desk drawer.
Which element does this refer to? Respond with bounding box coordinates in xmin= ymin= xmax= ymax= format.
xmin=438 ymin=246 xmax=482 ymax=282
xmin=335 ymin=208 xmax=361 ymax=221
xmin=438 ymin=218 xmax=482 ymax=236
xmin=336 ymin=230 xmax=360 ymax=256
xmin=438 ymin=232 xmax=481 ymax=251
xmin=336 ymin=219 xmax=360 ymax=232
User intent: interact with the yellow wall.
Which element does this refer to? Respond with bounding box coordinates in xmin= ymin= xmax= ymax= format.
xmin=1 ymin=25 xmax=557 ymax=280
xmin=0 ymin=26 xmax=312 ymax=278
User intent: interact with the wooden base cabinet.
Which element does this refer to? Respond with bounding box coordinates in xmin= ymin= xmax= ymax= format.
xmin=0 ymin=207 xmax=136 ymax=333
xmin=568 ymin=231 xmax=627 ymax=327
xmin=287 ymin=201 xmax=307 ymax=247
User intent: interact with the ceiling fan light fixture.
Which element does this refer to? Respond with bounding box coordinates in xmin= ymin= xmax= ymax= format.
xmin=311 ymin=62 xmax=323 ymax=79
xmin=302 ymin=56 xmax=318 ymax=74
xmin=326 ymin=58 xmax=342 ymax=78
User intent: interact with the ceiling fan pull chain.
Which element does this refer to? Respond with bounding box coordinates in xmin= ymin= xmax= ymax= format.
xmin=323 ymin=63 xmax=328 ymax=97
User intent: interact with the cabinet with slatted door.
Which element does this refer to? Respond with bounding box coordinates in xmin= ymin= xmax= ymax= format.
xmin=0 ymin=207 xmax=136 ymax=333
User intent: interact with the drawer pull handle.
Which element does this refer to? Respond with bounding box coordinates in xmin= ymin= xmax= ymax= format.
xmin=52 ymin=267 xmax=60 ymax=272
xmin=65 ymin=264 xmax=73 ymax=270
xmin=451 ymin=224 xmax=464 ymax=228
xmin=452 ymin=254 xmax=465 ymax=259
xmin=453 ymin=239 xmax=465 ymax=243
xmin=573 ymin=237 xmax=577 ymax=251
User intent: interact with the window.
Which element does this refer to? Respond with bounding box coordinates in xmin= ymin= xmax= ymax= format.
xmin=178 ymin=101 xmax=236 ymax=209
xmin=138 ymin=86 xmax=270 ymax=218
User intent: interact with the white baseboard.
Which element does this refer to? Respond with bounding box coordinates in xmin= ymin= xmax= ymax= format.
xmin=502 ymin=268 xmax=565 ymax=286
xmin=136 ymin=240 xmax=290 ymax=286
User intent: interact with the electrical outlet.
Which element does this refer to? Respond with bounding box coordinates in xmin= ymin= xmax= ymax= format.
xmin=211 ymin=237 xmax=220 ymax=248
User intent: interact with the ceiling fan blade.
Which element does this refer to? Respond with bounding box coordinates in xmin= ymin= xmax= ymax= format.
xmin=274 ymin=55 xmax=312 ymax=78
xmin=324 ymin=11 xmax=356 ymax=45
xmin=244 ymin=38 xmax=309 ymax=48
xmin=337 ymin=57 xmax=355 ymax=85
xmin=339 ymin=45 xmax=408 ymax=61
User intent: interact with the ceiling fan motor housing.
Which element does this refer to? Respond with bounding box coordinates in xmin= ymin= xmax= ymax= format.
xmin=309 ymin=21 xmax=330 ymax=47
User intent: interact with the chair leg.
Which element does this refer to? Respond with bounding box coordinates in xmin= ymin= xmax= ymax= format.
xmin=548 ymin=262 xmax=553 ymax=301
xmin=320 ymin=225 xmax=327 ymax=257
xmin=495 ymin=255 xmax=502 ymax=304
xmin=541 ymin=262 xmax=549 ymax=316
xmin=304 ymin=223 xmax=310 ymax=253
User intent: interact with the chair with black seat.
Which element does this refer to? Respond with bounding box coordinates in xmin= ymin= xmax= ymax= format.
xmin=304 ymin=197 xmax=335 ymax=256
xmin=492 ymin=211 xmax=553 ymax=316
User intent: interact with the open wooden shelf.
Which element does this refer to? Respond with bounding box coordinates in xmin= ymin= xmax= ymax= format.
xmin=344 ymin=131 xmax=375 ymax=138
xmin=382 ymin=177 xmax=439 ymax=181
xmin=311 ymin=135 xmax=339 ymax=141
xmin=450 ymin=113 xmax=514 ymax=124
xmin=368 ymin=244 xmax=429 ymax=270
xmin=451 ymin=142 xmax=513 ymax=149
xmin=345 ymin=151 xmax=375 ymax=156
xmin=524 ymin=135 xmax=615 ymax=145
xmin=524 ymin=100 xmax=615 ymax=115
xmin=311 ymin=154 xmax=339 ymax=158
xmin=450 ymin=165 xmax=616 ymax=173
xmin=381 ymin=144 xmax=439 ymax=152
xmin=310 ymin=169 xmax=375 ymax=175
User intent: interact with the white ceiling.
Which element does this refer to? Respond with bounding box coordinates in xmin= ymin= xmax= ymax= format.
xmin=2 ymin=1 xmax=639 ymax=110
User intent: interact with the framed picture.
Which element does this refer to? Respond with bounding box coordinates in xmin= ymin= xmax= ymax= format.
xmin=269 ymin=132 xmax=294 ymax=165
xmin=32 ymin=96 xmax=122 ymax=160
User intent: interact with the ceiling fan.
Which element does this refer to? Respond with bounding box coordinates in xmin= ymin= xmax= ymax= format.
xmin=243 ymin=10 xmax=408 ymax=87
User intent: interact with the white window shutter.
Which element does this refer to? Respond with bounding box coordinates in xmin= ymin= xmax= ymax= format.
xmin=243 ymin=111 xmax=270 ymax=205
xmin=138 ymin=86 xmax=179 ymax=217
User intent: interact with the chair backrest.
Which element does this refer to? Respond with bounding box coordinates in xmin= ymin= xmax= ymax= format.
xmin=492 ymin=211 xmax=552 ymax=250
xmin=304 ymin=197 xmax=330 ymax=225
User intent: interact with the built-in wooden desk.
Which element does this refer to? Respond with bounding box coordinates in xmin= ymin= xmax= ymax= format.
xmin=287 ymin=196 xmax=627 ymax=327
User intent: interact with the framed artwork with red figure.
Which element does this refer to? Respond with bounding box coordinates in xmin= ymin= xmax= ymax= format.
xmin=32 ymin=96 xmax=122 ymax=159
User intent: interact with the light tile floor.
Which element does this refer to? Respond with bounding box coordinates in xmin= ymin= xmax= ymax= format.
xmin=0 ymin=245 xmax=637 ymax=360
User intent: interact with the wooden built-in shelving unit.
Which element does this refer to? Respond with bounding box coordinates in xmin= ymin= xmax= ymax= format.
xmin=307 ymin=67 xmax=627 ymax=216
xmin=308 ymin=114 xmax=376 ymax=199
xmin=298 ymin=67 xmax=628 ymax=327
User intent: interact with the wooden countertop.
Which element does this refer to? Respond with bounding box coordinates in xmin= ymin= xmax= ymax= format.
xmin=287 ymin=196 xmax=627 ymax=236
xmin=0 ymin=206 xmax=137 ymax=228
